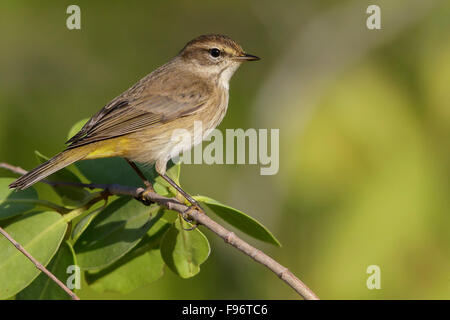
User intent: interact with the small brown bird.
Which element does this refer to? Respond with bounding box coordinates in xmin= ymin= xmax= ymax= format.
xmin=10 ymin=34 xmax=259 ymax=206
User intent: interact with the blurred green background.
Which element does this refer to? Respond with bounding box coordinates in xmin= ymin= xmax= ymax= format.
xmin=0 ymin=0 xmax=449 ymax=299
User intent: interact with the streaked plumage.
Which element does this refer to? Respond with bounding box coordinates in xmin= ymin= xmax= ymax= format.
xmin=10 ymin=34 xmax=259 ymax=191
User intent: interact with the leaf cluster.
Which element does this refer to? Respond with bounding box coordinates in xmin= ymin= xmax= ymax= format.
xmin=0 ymin=120 xmax=280 ymax=299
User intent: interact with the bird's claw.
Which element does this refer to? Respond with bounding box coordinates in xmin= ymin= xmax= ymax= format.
xmin=181 ymin=204 xmax=203 ymax=231
xmin=136 ymin=188 xmax=155 ymax=206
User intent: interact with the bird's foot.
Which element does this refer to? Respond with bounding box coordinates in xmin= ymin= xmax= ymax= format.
xmin=136 ymin=186 xmax=155 ymax=206
xmin=180 ymin=203 xmax=204 ymax=231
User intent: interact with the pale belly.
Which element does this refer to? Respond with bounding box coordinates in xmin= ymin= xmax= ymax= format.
xmin=125 ymin=89 xmax=228 ymax=168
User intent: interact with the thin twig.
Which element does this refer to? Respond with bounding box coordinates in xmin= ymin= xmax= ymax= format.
xmin=0 ymin=163 xmax=27 ymax=175
xmin=138 ymin=189 xmax=319 ymax=300
xmin=190 ymin=210 xmax=319 ymax=299
xmin=1 ymin=162 xmax=319 ymax=300
xmin=0 ymin=226 xmax=80 ymax=300
xmin=83 ymin=184 xmax=320 ymax=299
xmin=11 ymin=199 xmax=70 ymax=214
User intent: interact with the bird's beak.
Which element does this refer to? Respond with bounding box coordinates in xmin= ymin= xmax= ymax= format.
xmin=234 ymin=53 xmax=260 ymax=61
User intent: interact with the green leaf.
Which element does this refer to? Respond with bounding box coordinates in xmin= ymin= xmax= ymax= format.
xmin=89 ymin=247 xmax=164 ymax=294
xmin=0 ymin=211 xmax=68 ymax=299
xmin=85 ymin=216 xmax=170 ymax=294
xmin=0 ymin=178 xmax=39 ymax=220
xmin=153 ymin=181 xmax=170 ymax=196
xmin=71 ymin=205 xmax=104 ymax=242
xmin=153 ymin=161 xmax=181 ymax=197
xmin=160 ymin=218 xmax=210 ymax=278
xmin=78 ymin=159 xmax=179 ymax=197
xmin=16 ymin=241 xmax=76 ymax=300
xmin=76 ymin=159 xmax=181 ymax=195
xmin=73 ymin=196 xmax=157 ymax=270
xmin=35 ymin=151 xmax=89 ymax=205
xmin=67 ymin=118 xmax=89 ymax=142
xmin=194 ymin=195 xmax=281 ymax=246
xmin=77 ymin=158 xmax=157 ymax=187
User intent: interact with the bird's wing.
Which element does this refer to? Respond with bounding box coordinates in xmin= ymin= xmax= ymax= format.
xmin=65 ymin=93 xmax=207 ymax=149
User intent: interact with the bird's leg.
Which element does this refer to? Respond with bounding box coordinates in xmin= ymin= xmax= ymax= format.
xmin=126 ymin=159 xmax=153 ymax=189
xmin=158 ymin=173 xmax=205 ymax=230
xmin=155 ymin=159 xmax=204 ymax=230
xmin=125 ymin=159 xmax=154 ymax=205
xmin=158 ymin=173 xmax=201 ymax=208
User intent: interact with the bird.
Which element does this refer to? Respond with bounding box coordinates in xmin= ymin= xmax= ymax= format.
xmin=9 ymin=34 xmax=260 ymax=207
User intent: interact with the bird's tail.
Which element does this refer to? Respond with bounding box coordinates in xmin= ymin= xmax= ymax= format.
xmin=9 ymin=149 xmax=87 ymax=190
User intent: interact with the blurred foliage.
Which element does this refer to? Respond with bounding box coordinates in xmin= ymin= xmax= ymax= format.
xmin=0 ymin=122 xmax=279 ymax=299
xmin=0 ymin=0 xmax=449 ymax=299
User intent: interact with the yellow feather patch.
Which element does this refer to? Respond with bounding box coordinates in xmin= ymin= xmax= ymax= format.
xmin=84 ymin=137 xmax=130 ymax=159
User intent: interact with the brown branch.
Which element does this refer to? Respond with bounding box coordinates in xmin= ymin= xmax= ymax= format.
xmin=0 ymin=226 xmax=80 ymax=300
xmin=0 ymin=162 xmax=319 ymax=300
xmin=190 ymin=210 xmax=320 ymax=300
xmin=0 ymin=163 xmax=27 ymax=175
xmin=82 ymin=184 xmax=320 ymax=299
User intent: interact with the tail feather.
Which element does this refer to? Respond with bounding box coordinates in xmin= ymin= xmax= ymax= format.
xmin=9 ymin=149 xmax=86 ymax=190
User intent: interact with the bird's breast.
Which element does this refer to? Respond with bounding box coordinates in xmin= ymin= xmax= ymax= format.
xmin=126 ymin=86 xmax=229 ymax=165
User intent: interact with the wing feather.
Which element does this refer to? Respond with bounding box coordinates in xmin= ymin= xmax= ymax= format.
xmin=66 ymin=93 xmax=206 ymax=149
xmin=66 ymin=62 xmax=213 ymax=149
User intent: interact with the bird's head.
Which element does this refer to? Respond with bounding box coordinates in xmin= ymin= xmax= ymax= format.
xmin=178 ymin=34 xmax=260 ymax=84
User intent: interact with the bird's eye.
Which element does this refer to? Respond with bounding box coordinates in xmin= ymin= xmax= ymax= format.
xmin=209 ymin=48 xmax=221 ymax=58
